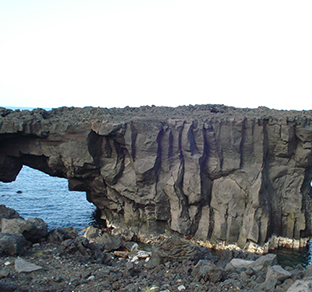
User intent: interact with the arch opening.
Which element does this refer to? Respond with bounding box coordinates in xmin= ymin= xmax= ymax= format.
xmin=0 ymin=165 xmax=102 ymax=231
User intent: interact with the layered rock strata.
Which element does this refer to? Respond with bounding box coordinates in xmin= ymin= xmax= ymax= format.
xmin=1 ymin=105 xmax=312 ymax=248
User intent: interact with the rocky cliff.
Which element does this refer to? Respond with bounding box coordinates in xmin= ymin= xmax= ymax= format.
xmin=1 ymin=105 xmax=312 ymax=248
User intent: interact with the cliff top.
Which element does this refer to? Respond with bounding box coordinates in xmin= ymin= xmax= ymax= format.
xmin=1 ymin=104 xmax=312 ymax=124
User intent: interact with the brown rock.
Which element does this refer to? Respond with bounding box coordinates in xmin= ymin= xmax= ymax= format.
xmin=114 ymin=251 xmax=128 ymax=258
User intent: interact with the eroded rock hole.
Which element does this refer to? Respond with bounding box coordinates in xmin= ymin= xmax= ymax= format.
xmin=0 ymin=166 xmax=98 ymax=231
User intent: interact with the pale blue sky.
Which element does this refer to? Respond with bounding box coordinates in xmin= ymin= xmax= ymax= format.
xmin=1 ymin=0 xmax=311 ymax=110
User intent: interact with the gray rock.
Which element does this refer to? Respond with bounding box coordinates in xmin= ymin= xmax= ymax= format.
xmin=265 ymin=264 xmax=292 ymax=283
xmin=15 ymin=256 xmax=42 ymax=273
xmin=290 ymin=264 xmax=305 ymax=280
xmin=112 ymin=227 xmax=135 ymax=241
xmin=287 ymin=277 xmax=312 ymax=292
xmin=192 ymin=260 xmax=223 ymax=283
xmin=303 ymin=264 xmax=312 ymax=278
xmin=125 ymin=261 xmax=134 ymax=271
xmin=0 ymin=233 xmax=27 ymax=255
xmin=0 ymin=282 xmax=19 ymax=292
xmin=48 ymin=227 xmax=78 ymax=242
xmin=123 ymin=241 xmax=139 ymax=252
xmin=82 ymin=226 xmax=101 ymax=241
xmin=147 ymin=236 xmax=208 ymax=268
xmin=217 ymin=249 xmax=236 ymax=268
xmin=95 ymin=233 xmax=123 ymax=252
xmin=255 ymin=277 xmax=278 ymax=291
xmin=61 ymin=237 xmax=92 ymax=255
xmin=225 ymin=258 xmax=254 ymax=271
xmin=60 ymin=236 xmax=111 ymax=264
xmin=121 ymin=283 xmax=140 ymax=292
xmin=0 ymin=205 xmax=22 ymax=229
xmin=26 ymin=217 xmax=48 ymax=240
xmin=1 ymin=217 xmax=48 ymax=243
xmin=0 ymin=268 xmax=10 ymax=278
xmin=252 ymin=253 xmax=277 ymax=272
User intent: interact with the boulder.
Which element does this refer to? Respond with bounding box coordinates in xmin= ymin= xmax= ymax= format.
xmin=289 ymin=264 xmax=305 ymax=280
xmin=0 ymin=233 xmax=27 ymax=255
xmin=252 ymin=253 xmax=277 ymax=272
xmin=147 ymin=236 xmax=211 ymax=268
xmin=192 ymin=260 xmax=223 ymax=283
xmin=217 ymin=249 xmax=237 ymax=268
xmin=287 ymin=277 xmax=312 ymax=292
xmin=225 ymin=253 xmax=277 ymax=272
xmin=1 ymin=217 xmax=48 ymax=243
xmin=48 ymin=227 xmax=78 ymax=242
xmin=26 ymin=217 xmax=48 ymax=241
xmin=255 ymin=278 xmax=278 ymax=291
xmin=60 ymin=237 xmax=111 ymax=264
xmin=303 ymin=264 xmax=312 ymax=278
xmin=123 ymin=241 xmax=139 ymax=252
xmin=0 ymin=205 xmax=22 ymax=229
xmin=225 ymin=258 xmax=254 ymax=271
xmin=265 ymin=265 xmax=292 ymax=282
xmin=94 ymin=233 xmax=123 ymax=252
xmin=111 ymin=227 xmax=136 ymax=241
xmin=81 ymin=226 xmax=101 ymax=242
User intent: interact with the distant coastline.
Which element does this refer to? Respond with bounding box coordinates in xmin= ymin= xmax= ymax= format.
xmin=3 ymin=106 xmax=52 ymax=111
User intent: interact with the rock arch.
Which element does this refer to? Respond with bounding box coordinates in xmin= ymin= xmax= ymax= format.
xmin=1 ymin=105 xmax=312 ymax=248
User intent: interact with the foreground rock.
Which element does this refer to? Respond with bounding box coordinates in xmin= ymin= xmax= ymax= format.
xmin=1 ymin=217 xmax=48 ymax=243
xmin=1 ymin=233 xmax=312 ymax=291
xmin=1 ymin=207 xmax=312 ymax=291
xmin=287 ymin=278 xmax=312 ymax=292
xmin=1 ymin=105 xmax=312 ymax=248
xmin=147 ymin=236 xmax=213 ymax=268
xmin=0 ymin=206 xmax=49 ymax=256
xmin=15 ymin=256 xmax=42 ymax=273
xmin=0 ymin=205 xmax=22 ymax=230
xmin=0 ymin=233 xmax=26 ymax=256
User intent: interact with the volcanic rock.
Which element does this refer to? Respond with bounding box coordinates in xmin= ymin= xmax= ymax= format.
xmin=1 ymin=105 xmax=312 ymax=246
xmin=1 ymin=217 xmax=48 ymax=243
xmin=147 ymin=236 xmax=211 ymax=268
xmin=94 ymin=233 xmax=123 ymax=252
xmin=14 ymin=256 xmax=42 ymax=273
xmin=0 ymin=205 xmax=22 ymax=229
xmin=0 ymin=233 xmax=27 ymax=255
xmin=47 ymin=227 xmax=78 ymax=242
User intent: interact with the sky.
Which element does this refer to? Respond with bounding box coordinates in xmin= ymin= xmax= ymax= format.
xmin=0 ymin=0 xmax=311 ymax=110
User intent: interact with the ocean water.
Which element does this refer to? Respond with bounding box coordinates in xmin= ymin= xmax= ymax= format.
xmin=0 ymin=166 xmax=97 ymax=231
xmin=0 ymin=166 xmax=312 ymax=268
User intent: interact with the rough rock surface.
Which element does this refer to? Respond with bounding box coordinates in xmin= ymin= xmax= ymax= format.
xmin=1 ymin=207 xmax=312 ymax=292
xmin=0 ymin=233 xmax=27 ymax=256
xmin=14 ymin=256 xmax=42 ymax=273
xmin=1 ymin=217 xmax=48 ymax=243
xmin=1 ymin=105 xmax=312 ymax=247
xmin=0 ymin=205 xmax=22 ymax=230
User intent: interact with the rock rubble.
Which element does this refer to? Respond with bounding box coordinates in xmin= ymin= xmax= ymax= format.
xmin=1 ymin=205 xmax=312 ymax=291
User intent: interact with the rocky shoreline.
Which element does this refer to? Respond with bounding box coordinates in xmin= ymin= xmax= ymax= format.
xmin=0 ymin=205 xmax=312 ymax=291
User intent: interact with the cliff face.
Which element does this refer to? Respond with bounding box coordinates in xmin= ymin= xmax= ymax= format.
xmin=1 ymin=105 xmax=312 ymax=247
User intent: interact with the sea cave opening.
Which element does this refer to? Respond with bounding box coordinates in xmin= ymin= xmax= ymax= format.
xmin=0 ymin=165 xmax=103 ymax=231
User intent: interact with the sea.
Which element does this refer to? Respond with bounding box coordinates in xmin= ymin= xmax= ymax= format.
xmin=1 ymin=106 xmax=312 ymax=267
xmin=0 ymin=165 xmax=98 ymax=231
